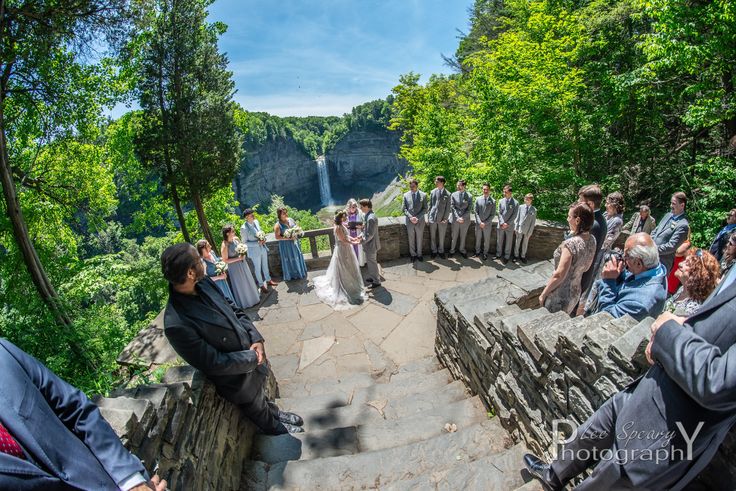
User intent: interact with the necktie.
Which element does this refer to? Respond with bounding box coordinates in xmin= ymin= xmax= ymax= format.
xmin=526 ymin=204 xmax=529 ymax=214
xmin=412 ymin=192 xmax=417 ymax=207
xmin=0 ymin=422 xmax=25 ymax=459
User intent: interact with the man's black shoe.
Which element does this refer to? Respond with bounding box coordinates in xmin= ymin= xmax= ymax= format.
xmin=461 ymin=252 xmax=468 ymax=259
xmin=440 ymin=253 xmax=447 ymax=259
xmin=502 ymin=257 xmax=509 ymax=264
xmin=431 ymin=252 xmax=437 ymax=259
xmin=523 ymin=453 xmax=561 ymax=491
xmin=283 ymin=422 xmax=304 ymax=434
xmin=368 ymin=282 xmax=381 ymax=289
xmin=448 ymin=252 xmax=455 ymax=258
xmin=482 ymin=253 xmax=488 ymax=260
xmin=417 ymin=256 xmax=424 ymax=262
xmin=521 ymin=257 xmax=528 ymax=264
xmin=278 ymin=410 xmax=304 ymax=426
xmin=410 ymin=256 xmax=417 ymax=263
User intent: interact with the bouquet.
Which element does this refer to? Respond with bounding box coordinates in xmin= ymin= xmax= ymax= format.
xmin=283 ymin=225 xmax=304 ymax=239
xmin=256 ymin=230 xmax=267 ymax=241
xmin=235 ymin=242 xmax=248 ymax=256
xmin=215 ymin=261 xmax=228 ymax=275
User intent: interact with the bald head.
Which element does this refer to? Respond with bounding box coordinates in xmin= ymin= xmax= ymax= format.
xmin=624 ymin=232 xmax=659 ymax=272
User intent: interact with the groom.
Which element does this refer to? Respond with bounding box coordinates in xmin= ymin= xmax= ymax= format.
xmin=360 ymin=198 xmax=381 ymax=288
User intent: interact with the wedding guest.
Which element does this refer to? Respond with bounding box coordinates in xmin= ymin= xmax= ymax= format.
xmin=274 ymin=207 xmax=307 ymax=281
xmin=622 ymin=204 xmax=656 ymax=234
xmin=650 ymin=191 xmax=690 ymax=274
xmin=473 ymin=183 xmax=496 ymax=260
xmin=602 ymin=191 xmax=625 ymax=251
xmin=720 ymin=233 xmax=736 ymax=279
xmin=665 ymin=248 xmax=721 ymax=316
xmin=593 ymin=233 xmax=668 ymax=321
xmin=428 ymin=176 xmax=452 ymax=259
xmin=668 ymin=230 xmax=692 ymax=295
xmin=221 ymin=225 xmax=260 ymax=308
xmin=539 ymin=203 xmax=597 ymax=314
xmin=576 ymin=184 xmax=607 ymax=314
xmin=241 ymin=209 xmax=277 ymax=293
xmin=197 ymin=239 xmax=235 ymax=303
xmin=402 ymin=180 xmax=428 ymax=262
xmin=449 ymin=179 xmax=472 ymax=258
xmin=709 ymin=208 xmax=736 ymax=261
xmin=346 ymin=199 xmax=366 ymax=266
xmin=513 ymin=193 xmax=537 ymax=264
xmin=496 ymin=184 xmax=519 ymax=264
xmin=0 ymin=339 xmax=167 ymax=490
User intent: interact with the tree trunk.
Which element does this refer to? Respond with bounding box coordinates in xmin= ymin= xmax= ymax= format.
xmin=170 ymin=181 xmax=190 ymax=243
xmin=191 ymin=188 xmax=215 ymax=247
xmin=0 ymin=104 xmax=72 ymax=328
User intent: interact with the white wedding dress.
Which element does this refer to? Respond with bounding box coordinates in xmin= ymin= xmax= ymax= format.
xmin=313 ymin=224 xmax=367 ymax=310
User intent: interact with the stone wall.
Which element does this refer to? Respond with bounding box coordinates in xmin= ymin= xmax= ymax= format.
xmin=434 ymin=264 xmax=736 ymax=489
xmin=265 ymin=216 xmax=569 ymax=277
xmin=100 ymin=326 xmax=277 ymax=490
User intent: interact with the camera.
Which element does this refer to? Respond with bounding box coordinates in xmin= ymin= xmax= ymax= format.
xmin=604 ymin=249 xmax=623 ymax=263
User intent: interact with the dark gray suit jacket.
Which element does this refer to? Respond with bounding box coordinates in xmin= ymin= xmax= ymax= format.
xmin=0 ymin=339 xmax=145 ymax=490
xmin=651 ymin=212 xmax=690 ymax=273
xmin=164 ymin=277 xmax=267 ymax=405
xmin=619 ymin=275 xmax=736 ymax=490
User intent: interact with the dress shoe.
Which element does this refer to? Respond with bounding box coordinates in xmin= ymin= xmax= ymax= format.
xmin=523 ymin=453 xmax=562 ymax=491
xmin=448 ymin=252 xmax=455 ymax=258
xmin=410 ymin=256 xmax=417 ymax=263
xmin=417 ymin=256 xmax=424 ymax=262
xmin=278 ymin=410 xmax=304 ymax=426
xmin=521 ymin=257 xmax=528 ymax=264
xmin=502 ymin=257 xmax=509 ymax=264
xmin=495 ymin=255 xmax=502 ymax=260
xmin=282 ymin=422 xmax=304 ymax=434
xmin=368 ymin=282 xmax=381 ymax=289
xmin=260 ymin=286 xmax=269 ymax=294
xmin=482 ymin=253 xmax=488 ymax=260
xmin=268 ymin=280 xmax=279 ymax=286
xmin=461 ymin=252 xmax=468 ymax=259
xmin=440 ymin=253 xmax=447 ymax=259
xmin=471 ymin=252 xmax=479 ymax=258
xmin=431 ymin=252 xmax=437 ymax=259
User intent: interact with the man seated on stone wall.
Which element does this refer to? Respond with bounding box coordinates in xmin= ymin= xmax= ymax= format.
xmin=160 ymin=243 xmax=304 ymax=435
xmin=590 ymin=232 xmax=667 ymax=321
xmin=525 ymin=262 xmax=736 ymax=490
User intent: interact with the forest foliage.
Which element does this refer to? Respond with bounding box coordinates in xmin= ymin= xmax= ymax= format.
xmin=390 ymin=0 xmax=736 ymax=246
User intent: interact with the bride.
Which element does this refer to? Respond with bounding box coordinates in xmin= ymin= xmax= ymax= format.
xmin=313 ymin=211 xmax=367 ymax=309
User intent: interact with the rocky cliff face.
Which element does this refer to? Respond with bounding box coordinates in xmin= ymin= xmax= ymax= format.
xmin=233 ymin=136 xmax=318 ymax=211
xmin=326 ymin=129 xmax=407 ymax=205
xmin=233 ymin=128 xmax=407 ymax=212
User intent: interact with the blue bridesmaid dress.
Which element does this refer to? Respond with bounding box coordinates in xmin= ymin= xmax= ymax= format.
xmin=278 ymin=219 xmax=307 ymax=281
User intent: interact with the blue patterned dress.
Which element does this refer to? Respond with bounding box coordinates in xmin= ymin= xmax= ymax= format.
xmin=278 ymin=219 xmax=307 ymax=280
xmin=203 ymin=253 xmax=234 ymax=303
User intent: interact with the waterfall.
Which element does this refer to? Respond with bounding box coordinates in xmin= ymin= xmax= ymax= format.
xmin=316 ymin=156 xmax=334 ymax=206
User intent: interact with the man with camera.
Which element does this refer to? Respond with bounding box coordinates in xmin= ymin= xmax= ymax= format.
xmin=592 ymin=232 xmax=668 ymax=321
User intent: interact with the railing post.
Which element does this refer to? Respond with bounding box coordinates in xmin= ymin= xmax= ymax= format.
xmin=309 ymin=236 xmax=318 ymax=259
xmin=328 ymin=230 xmax=335 ymax=251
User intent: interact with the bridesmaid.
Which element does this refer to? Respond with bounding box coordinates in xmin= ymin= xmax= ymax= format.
xmin=196 ymin=239 xmax=235 ymax=303
xmin=346 ymin=198 xmax=366 ymax=266
xmin=220 ymin=224 xmax=260 ymax=308
xmin=274 ymin=207 xmax=307 ymax=281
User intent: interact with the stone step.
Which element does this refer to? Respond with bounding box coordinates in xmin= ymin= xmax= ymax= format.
xmin=293 ymin=379 xmax=471 ymax=431
xmin=384 ymin=443 xmax=528 ymax=491
xmin=277 ymin=355 xmax=443 ymax=399
xmin=240 ymin=419 xmax=514 ymax=490
xmin=253 ymin=397 xmax=491 ymax=464
xmin=276 ymin=368 xmax=454 ymax=414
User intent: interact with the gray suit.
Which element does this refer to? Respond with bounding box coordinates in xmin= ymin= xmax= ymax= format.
xmin=402 ymin=190 xmax=428 ymax=258
xmin=361 ymin=210 xmax=381 ymax=285
xmin=428 ymin=187 xmax=452 ymax=254
xmin=551 ymin=266 xmax=736 ymax=490
xmin=622 ymin=212 xmax=656 ymax=235
xmin=474 ymin=195 xmax=496 ymax=255
xmin=496 ymin=197 xmax=519 ymax=259
xmin=650 ymin=212 xmax=690 ymax=274
xmin=450 ymin=190 xmax=473 ymax=254
xmin=241 ymin=219 xmax=271 ymax=287
xmin=514 ymin=204 xmax=536 ymax=259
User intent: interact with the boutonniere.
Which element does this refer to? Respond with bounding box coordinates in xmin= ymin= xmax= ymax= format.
xmin=670 ymin=222 xmax=676 ymax=230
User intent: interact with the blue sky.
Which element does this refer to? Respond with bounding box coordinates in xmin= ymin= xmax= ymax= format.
xmin=206 ymin=0 xmax=473 ymax=117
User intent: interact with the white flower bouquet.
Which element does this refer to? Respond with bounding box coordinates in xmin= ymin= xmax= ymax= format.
xmin=235 ymin=242 xmax=248 ymax=256
xmin=215 ymin=261 xmax=228 ymax=275
xmin=284 ymin=225 xmax=304 ymax=239
xmin=256 ymin=230 xmax=267 ymax=241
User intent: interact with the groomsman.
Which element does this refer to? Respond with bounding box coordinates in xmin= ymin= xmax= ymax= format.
xmin=402 ymin=179 xmax=428 ymax=262
xmin=513 ymin=193 xmax=537 ymax=264
xmin=428 ymin=176 xmax=452 ymax=259
xmin=474 ymin=183 xmax=496 ymax=260
xmin=650 ymin=191 xmax=690 ymax=274
xmin=496 ymin=184 xmax=519 ymax=264
xmin=450 ymin=180 xmax=473 ymax=258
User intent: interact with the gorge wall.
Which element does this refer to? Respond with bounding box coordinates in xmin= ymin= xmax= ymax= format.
xmin=233 ymin=128 xmax=407 ymax=212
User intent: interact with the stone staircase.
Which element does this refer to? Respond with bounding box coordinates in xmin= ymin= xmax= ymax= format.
xmin=240 ymin=355 xmax=540 ymax=490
